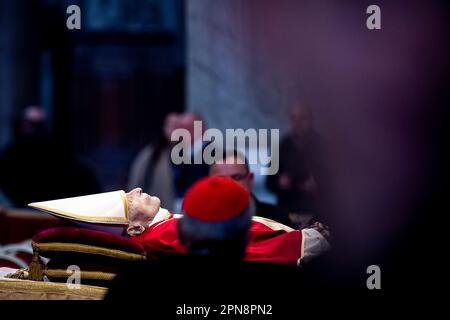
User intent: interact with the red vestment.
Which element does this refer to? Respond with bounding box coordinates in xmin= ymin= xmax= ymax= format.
xmin=131 ymin=215 xmax=303 ymax=265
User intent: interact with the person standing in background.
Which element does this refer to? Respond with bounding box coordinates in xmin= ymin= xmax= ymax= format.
xmin=128 ymin=112 xmax=209 ymax=213
xmin=0 ymin=106 xmax=100 ymax=207
xmin=170 ymin=112 xmax=210 ymax=211
xmin=267 ymin=103 xmax=326 ymax=227
xmin=128 ymin=112 xmax=180 ymax=212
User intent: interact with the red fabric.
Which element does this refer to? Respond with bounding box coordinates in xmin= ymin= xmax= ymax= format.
xmin=0 ymin=260 xmax=20 ymax=269
xmin=182 ymin=176 xmax=250 ymax=222
xmin=132 ymin=216 xmax=302 ymax=265
xmin=0 ymin=211 xmax=67 ymax=245
xmin=0 ymin=252 xmax=34 ymax=269
xmin=245 ymin=221 xmax=301 ymax=265
xmin=32 ymin=227 xmax=145 ymax=255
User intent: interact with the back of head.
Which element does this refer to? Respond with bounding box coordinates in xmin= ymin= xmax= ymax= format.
xmin=178 ymin=176 xmax=252 ymax=260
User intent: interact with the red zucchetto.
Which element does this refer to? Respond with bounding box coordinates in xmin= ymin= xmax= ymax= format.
xmin=182 ymin=176 xmax=250 ymax=222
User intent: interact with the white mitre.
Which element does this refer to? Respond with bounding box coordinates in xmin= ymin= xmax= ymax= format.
xmin=28 ymin=191 xmax=168 ymax=235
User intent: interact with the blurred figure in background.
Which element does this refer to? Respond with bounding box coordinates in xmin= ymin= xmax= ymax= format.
xmin=267 ymin=103 xmax=325 ymax=228
xmin=0 ymin=106 xmax=100 ymax=207
xmin=128 ymin=112 xmax=180 ymax=212
xmin=128 ymin=112 xmax=209 ymax=212
xmin=171 ymin=112 xmax=210 ymax=210
xmin=13 ymin=106 xmax=47 ymax=139
xmin=210 ymin=150 xmax=291 ymax=227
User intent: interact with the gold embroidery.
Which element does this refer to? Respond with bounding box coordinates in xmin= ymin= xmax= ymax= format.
xmin=32 ymin=242 xmax=146 ymax=261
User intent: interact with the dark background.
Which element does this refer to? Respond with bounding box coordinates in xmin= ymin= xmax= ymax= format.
xmin=0 ymin=0 xmax=448 ymax=291
xmin=0 ymin=0 xmax=185 ymax=190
